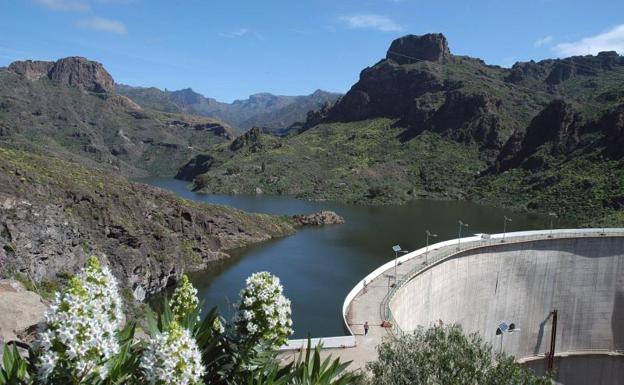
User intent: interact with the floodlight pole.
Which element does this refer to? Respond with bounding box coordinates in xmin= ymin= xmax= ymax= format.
xmin=457 ymin=221 xmax=468 ymax=250
xmin=548 ymin=213 xmax=557 ymax=238
xmin=502 ymin=216 xmax=512 ymax=243
xmin=425 ymin=230 xmax=437 ymax=264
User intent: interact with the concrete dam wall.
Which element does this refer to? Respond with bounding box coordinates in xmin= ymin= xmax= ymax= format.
xmin=389 ymin=236 xmax=624 ymax=384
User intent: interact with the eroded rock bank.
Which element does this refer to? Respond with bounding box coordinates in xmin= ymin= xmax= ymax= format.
xmin=0 ymin=148 xmax=296 ymax=296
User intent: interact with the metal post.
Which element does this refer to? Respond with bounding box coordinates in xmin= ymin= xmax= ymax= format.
xmin=457 ymin=222 xmax=462 ymax=250
xmin=502 ymin=216 xmax=512 ymax=242
xmin=547 ymin=309 xmax=558 ymax=372
xmin=548 ymin=213 xmax=557 ymax=238
xmin=425 ymin=230 xmax=437 ymax=264
xmin=394 ymin=250 xmax=398 ymax=285
xmin=457 ymin=221 xmax=468 ymax=251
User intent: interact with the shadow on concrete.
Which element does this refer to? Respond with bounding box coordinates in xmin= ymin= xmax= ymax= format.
xmin=534 ymin=311 xmax=553 ymax=355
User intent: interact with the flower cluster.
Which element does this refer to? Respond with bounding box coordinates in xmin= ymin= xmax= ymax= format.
xmin=170 ymin=274 xmax=199 ymax=322
xmin=36 ymin=256 xmax=123 ymax=382
xmin=140 ymin=321 xmax=205 ymax=385
xmin=234 ymin=271 xmax=293 ymax=347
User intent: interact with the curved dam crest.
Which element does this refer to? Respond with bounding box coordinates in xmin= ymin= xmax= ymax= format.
xmin=323 ymin=229 xmax=624 ymax=384
xmin=390 ymin=236 xmax=624 ymax=355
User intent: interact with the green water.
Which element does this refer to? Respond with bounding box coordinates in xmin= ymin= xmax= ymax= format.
xmin=141 ymin=178 xmax=557 ymax=338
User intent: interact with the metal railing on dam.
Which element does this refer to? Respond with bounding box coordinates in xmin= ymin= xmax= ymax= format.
xmin=280 ymin=228 xmax=624 ymax=355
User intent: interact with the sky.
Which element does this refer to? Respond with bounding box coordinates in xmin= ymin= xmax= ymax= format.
xmin=1 ymin=0 xmax=623 ymax=102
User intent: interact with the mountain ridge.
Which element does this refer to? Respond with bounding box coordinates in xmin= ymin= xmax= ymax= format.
xmin=116 ymin=84 xmax=341 ymax=134
xmin=178 ymin=33 xmax=624 ymax=225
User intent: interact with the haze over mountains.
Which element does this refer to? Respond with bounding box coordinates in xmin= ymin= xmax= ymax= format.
xmin=116 ymin=84 xmax=341 ymax=134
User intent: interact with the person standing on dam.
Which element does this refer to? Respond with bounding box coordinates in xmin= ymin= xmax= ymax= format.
xmin=364 ymin=321 xmax=369 ymax=336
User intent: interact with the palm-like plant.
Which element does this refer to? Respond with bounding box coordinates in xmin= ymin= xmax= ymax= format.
xmin=290 ymin=341 xmax=361 ymax=385
xmin=0 ymin=343 xmax=30 ymax=385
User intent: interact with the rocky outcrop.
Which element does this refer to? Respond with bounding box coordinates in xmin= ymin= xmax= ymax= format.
xmin=7 ymin=60 xmax=53 ymax=80
xmin=176 ymin=154 xmax=216 ymax=181
xmin=230 ymin=127 xmax=264 ymax=151
xmin=48 ymin=57 xmax=114 ymax=93
xmin=0 ymin=148 xmax=295 ymax=295
xmin=595 ymin=103 xmax=624 ymax=160
xmin=291 ymin=211 xmax=345 ymax=226
xmin=494 ymin=100 xmax=582 ymax=172
xmin=386 ymin=33 xmax=450 ymax=64
xmin=0 ymin=280 xmax=47 ymax=346
xmin=8 ymin=56 xmax=114 ymax=93
xmin=506 ymin=51 xmax=624 ymax=86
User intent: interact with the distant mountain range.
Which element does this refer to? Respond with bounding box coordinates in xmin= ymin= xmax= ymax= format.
xmin=0 ymin=57 xmax=235 ymax=177
xmin=178 ymin=33 xmax=624 ymax=225
xmin=116 ymin=85 xmax=342 ymax=134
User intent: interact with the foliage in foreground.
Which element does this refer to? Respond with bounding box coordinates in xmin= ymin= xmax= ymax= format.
xmin=367 ymin=324 xmax=552 ymax=385
xmin=0 ymin=257 xmax=361 ymax=385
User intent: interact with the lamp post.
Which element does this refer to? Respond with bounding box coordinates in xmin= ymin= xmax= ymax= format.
xmin=502 ymin=216 xmax=512 ymax=242
xmin=496 ymin=321 xmax=520 ymax=354
xmin=548 ymin=212 xmax=557 ymax=238
xmin=457 ymin=221 xmax=469 ymax=250
xmin=425 ymin=230 xmax=438 ymax=264
xmin=391 ymin=245 xmax=408 ymax=285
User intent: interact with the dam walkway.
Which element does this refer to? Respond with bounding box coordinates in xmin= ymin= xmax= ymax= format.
xmin=280 ymin=228 xmax=624 ymax=372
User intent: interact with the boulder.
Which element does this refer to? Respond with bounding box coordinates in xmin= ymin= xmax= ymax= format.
xmin=0 ymin=280 xmax=47 ymax=346
xmin=291 ymin=211 xmax=345 ymax=226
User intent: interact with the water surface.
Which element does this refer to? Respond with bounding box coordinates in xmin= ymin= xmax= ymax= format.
xmin=141 ymin=178 xmax=556 ymax=338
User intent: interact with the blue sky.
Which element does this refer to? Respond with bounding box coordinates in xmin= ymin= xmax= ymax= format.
xmin=1 ymin=0 xmax=623 ymax=102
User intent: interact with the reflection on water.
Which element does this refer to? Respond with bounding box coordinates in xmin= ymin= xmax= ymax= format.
xmin=140 ymin=178 xmax=557 ymax=338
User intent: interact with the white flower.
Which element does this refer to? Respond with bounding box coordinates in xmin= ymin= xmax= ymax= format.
xmin=35 ymin=256 xmax=123 ymax=382
xmin=234 ymin=271 xmax=293 ymax=347
xmin=140 ymin=322 xmax=205 ymax=385
xmin=170 ymin=274 xmax=199 ymax=322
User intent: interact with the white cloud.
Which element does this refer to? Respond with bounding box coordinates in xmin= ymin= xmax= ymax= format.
xmin=76 ymin=17 xmax=127 ymax=34
xmin=34 ymin=0 xmax=89 ymax=11
xmin=554 ymin=24 xmax=624 ymax=56
xmin=340 ymin=14 xmax=405 ymax=32
xmin=219 ymin=28 xmax=249 ymax=38
xmin=534 ymin=35 xmax=553 ymax=48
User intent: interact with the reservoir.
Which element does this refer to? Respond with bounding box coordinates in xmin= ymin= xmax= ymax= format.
xmin=142 ymin=178 xmax=555 ymax=338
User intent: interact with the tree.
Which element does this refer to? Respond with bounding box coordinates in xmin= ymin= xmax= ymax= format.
xmin=367 ymin=324 xmax=551 ymax=385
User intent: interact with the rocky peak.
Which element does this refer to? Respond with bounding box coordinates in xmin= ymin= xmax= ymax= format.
xmin=9 ymin=56 xmax=114 ymax=93
xmin=169 ymin=88 xmax=204 ymax=106
xmin=386 ymin=33 xmax=450 ymax=64
xmin=229 ymin=127 xmax=263 ymax=151
xmin=495 ymin=100 xmax=581 ymax=171
xmin=7 ymin=60 xmax=53 ymax=80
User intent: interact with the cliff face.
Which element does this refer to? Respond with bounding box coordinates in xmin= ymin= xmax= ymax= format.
xmin=386 ymin=33 xmax=450 ymax=64
xmin=9 ymin=56 xmax=114 ymax=93
xmin=0 ymin=148 xmax=295 ymax=295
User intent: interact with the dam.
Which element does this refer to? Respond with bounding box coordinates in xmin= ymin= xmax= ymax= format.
xmin=326 ymin=229 xmax=624 ymax=384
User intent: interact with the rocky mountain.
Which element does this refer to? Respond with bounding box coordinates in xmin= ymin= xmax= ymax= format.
xmin=178 ymin=33 xmax=624 ymax=225
xmin=0 ymin=147 xmax=295 ymax=295
xmin=116 ymin=84 xmax=341 ymax=134
xmin=1 ymin=57 xmax=234 ymax=177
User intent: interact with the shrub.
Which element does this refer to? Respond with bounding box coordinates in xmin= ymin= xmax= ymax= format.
xmin=367 ymin=324 xmax=551 ymax=385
